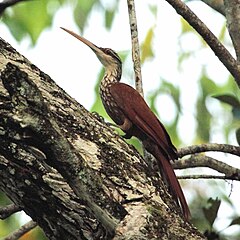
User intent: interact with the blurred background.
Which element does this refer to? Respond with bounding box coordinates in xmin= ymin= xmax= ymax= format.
xmin=0 ymin=0 xmax=239 ymax=239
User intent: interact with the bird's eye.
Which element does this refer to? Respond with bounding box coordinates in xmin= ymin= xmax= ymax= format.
xmin=105 ymin=49 xmax=111 ymax=54
xmin=103 ymin=48 xmax=121 ymax=63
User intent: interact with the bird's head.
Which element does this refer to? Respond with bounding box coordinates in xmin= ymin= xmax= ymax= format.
xmin=61 ymin=27 xmax=122 ymax=71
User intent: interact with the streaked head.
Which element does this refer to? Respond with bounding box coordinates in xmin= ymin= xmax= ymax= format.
xmin=61 ymin=27 xmax=122 ymax=69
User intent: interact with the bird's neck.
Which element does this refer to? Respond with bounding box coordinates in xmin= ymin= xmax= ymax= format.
xmin=99 ymin=64 xmax=124 ymax=125
xmin=100 ymin=64 xmax=122 ymax=92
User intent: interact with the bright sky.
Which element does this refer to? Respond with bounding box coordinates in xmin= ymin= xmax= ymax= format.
xmin=0 ymin=0 xmax=239 ymax=236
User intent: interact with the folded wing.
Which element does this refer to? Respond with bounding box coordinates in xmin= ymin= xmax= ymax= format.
xmin=110 ymin=82 xmax=177 ymax=160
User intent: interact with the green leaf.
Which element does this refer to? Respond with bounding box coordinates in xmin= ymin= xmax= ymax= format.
xmin=162 ymin=80 xmax=181 ymax=112
xmin=196 ymin=96 xmax=211 ymax=142
xmin=141 ymin=26 xmax=155 ymax=63
xmin=180 ymin=18 xmax=194 ymax=34
xmin=201 ymin=73 xmax=218 ymax=96
xmin=148 ymin=89 xmax=160 ymax=117
xmin=218 ymin=24 xmax=227 ymax=42
xmin=126 ymin=137 xmax=143 ymax=154
xmin=74 ymin=0 xmax=97 ymax=32
xmin=104 ymin=9 xmax=115 ymax=29
xmin=203 ymin=198 xmax=221 ymax=228
xmin=196 ymin=73 xmax=217 ymax=142
xmin=148 ymin=4 xmax=157 ymax=18
xmin=177 ymin=51 xmax=192 ymax=70
xmin=167 ymin=115 xmax=181 ymax=146
xmin=3 ymin=0 xmax=53 ymax=45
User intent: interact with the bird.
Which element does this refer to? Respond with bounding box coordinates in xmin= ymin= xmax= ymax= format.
xmin=61 ymin=27 xmax=191 ymax=221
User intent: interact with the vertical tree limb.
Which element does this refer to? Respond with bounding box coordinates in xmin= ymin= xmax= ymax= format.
xmin=224 ymin=0 xmax=240 ymax=61
xmin=127 ymin=0 xmax=144 ymax=96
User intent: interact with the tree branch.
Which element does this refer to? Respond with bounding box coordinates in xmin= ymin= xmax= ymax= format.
xmin=164 ymin=0 xmax=240 ymax=87
xmin=224 ymin=0 xmax=240 ymax=61
xmin=0 ymin=204 xmax=21 ymax=219
xmin=178 ymin=174 xmax=237 ymax=180
xmin=174 ymin=154 xmax=240 ymax=179
xmin=127 ymin=0 xmax=144 ymax=96
xmin=178 ymin=143 xmax=240 ymax=157
xmin=4 ymin=220 xmax=37 ymax=240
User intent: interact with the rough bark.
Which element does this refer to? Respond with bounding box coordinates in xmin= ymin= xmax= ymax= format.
xmin=224 ymin=0 xmax=240 ymax=61
xmin=0 ymin=38 xmax=205 ymax=239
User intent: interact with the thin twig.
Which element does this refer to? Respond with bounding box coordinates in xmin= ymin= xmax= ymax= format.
xmin=174 ymin=154 xmax=240 ymax=176
xmin=127 ymin=0 xmax=144 ymax=96
xmin=0 ymin=204 xmax=22 ymax=219
xmin=178 ymin=143 xmax=240 ymax=158
xmin=4 ymin=220 xmax=37 ymax=240
xmin=178 ymin=174 xmax=238 ymax=180
xmin=164 ymin=0 xmax=240 ymax=87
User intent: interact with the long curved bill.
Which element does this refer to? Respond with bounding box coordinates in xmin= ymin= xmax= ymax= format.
xmin=60 ymin=27 xmax=100 ymax=54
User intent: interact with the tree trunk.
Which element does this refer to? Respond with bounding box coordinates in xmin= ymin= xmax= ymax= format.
xmin=0 ymin=38 xmax=205 ymax=240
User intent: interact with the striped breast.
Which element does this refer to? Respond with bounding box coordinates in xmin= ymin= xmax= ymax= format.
xmin=99 ymin=70 xmax=125 ymax=125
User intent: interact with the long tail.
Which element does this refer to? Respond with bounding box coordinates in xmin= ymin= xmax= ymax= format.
xmin=155 ymin=148 xmax=191 ymax=221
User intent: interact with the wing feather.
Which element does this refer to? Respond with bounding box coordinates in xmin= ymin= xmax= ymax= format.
xmin=110 ymin=83 xmax=177 ymax=159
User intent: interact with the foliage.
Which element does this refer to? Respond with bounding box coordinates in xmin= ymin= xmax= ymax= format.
xmin=1 ymin=0 xmax=59 ymax=45
xmin=0 ymin=0 xmax=239 ymax=239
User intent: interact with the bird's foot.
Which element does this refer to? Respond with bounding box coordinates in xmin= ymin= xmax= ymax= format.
xmin=91 ymin=112 xmax=119 ymax=129
xmin=91 ymin=111 xmax=105 ymax=123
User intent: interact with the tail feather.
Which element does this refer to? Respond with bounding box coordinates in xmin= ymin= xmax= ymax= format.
xmin=156 ymin=149 xmax=190 ymax=221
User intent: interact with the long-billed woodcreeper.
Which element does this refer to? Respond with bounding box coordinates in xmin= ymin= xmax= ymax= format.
xmin=61 ymin=27 xmax=191 ymax=221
